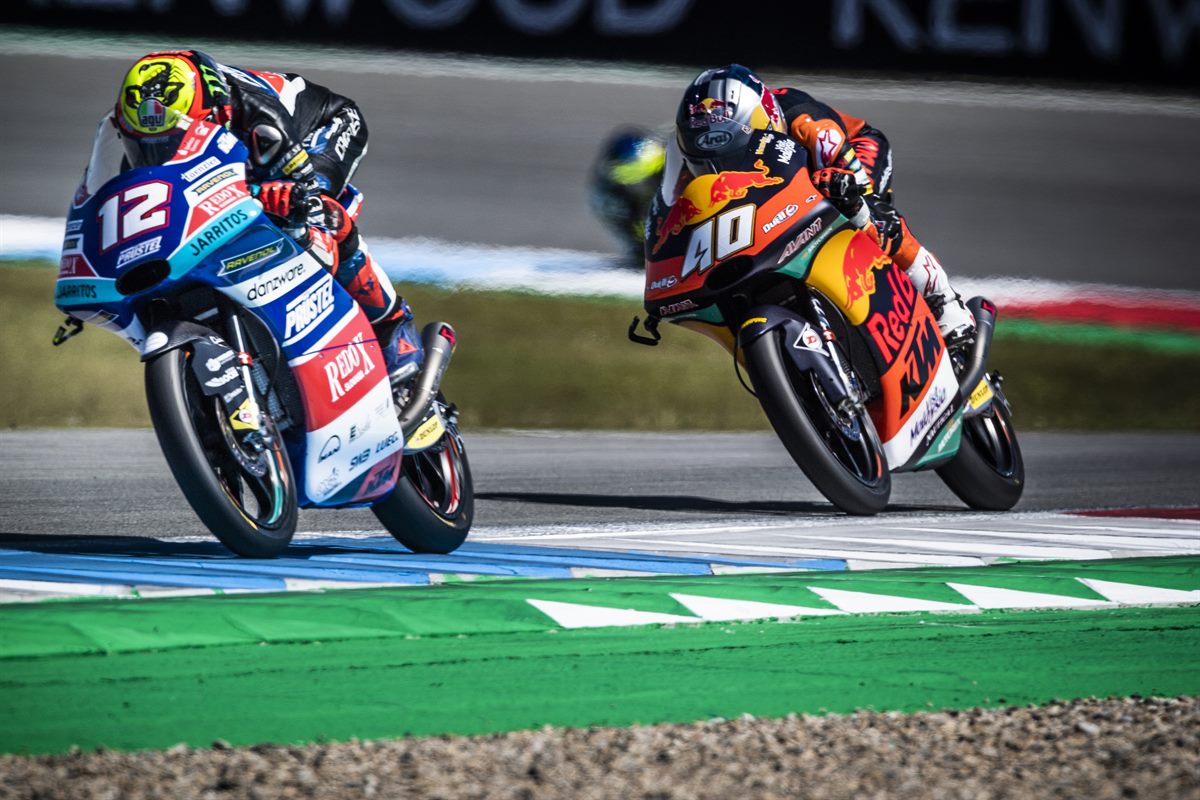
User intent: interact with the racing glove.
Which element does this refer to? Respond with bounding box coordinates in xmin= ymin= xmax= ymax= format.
xmin=256 ymin=177 xmax=325 ymax=227
xmin=813 ymin=167 xmax=871 ymax=229
xmin=320 ymin=195 xmax=361 ymax=261
xmin=865 ymin=195 xmax=904 ymax=256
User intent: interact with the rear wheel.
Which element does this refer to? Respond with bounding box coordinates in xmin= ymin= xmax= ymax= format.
xmin=145 ymin=347 xmax=297 ymax=557
xmin=936 ymin=388 xmax=1024 ymax=510
xmin=372 ymin=404 xmax=473 ymax=554
xmin=744 ymin=328 xmax=890 ymax=514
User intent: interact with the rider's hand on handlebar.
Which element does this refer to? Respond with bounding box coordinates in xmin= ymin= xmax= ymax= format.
xmin=812 ymin=167 xmax=864 ymax=218
xmin=256 ymin=178 xmax=324 ymax=228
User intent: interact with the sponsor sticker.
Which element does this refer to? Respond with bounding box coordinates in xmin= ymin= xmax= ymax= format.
xmin=969 ymin=379 xmax=995 ymax=411
xmin=220 ymin=239 xmax=285 ymax=275
xmin=776 ymin=218 xmax=824 ymax=265
xmin=283 ymin=274 xmax=336 ymax=344
xmin=406 ymin=413 xmax=445 ymax=450
xmin=235 ymin=255 xmax=312 ymax=305
xmin=187 ymin=208 xmax=251 ymax=258
xmin=181 ymin=156 xmax=221 ymax=182
xmin=115 ymin=236 xmax=162 ymax=268
xmin=762 ymin=203 xmax=800 ymax=234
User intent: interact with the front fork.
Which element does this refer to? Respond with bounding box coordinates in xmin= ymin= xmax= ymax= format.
xmin=806 ymin=294 xmax=865 ymax=414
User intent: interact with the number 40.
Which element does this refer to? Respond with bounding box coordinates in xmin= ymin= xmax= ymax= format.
xmin=680 ymin=204 xmax=756 ymax=279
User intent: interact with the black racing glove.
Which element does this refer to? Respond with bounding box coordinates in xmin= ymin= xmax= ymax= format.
xmin=812 ymin=167 xmax=864 ymax=219
xmin=865 ymin=196 xmax=904 ymax=256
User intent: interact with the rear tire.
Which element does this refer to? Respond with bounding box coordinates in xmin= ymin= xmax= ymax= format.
xmin=744 ymin=327 xmax=891 ymax=515
xmin=145 ymin=347 xmax=297 ymax=557
xmin=373 ymin=415 xmax=473 ymax=554
xmin=936 ymin=390 xmax=1024 ymax=511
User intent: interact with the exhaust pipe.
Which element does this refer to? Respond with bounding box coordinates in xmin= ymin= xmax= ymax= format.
xmin=957 ymin=297 xmax=997 ymax=400
xmin=396 ymin=322 xmax=456 ymax=435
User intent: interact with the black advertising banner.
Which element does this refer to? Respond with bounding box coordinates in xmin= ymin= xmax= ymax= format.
xmin=4 ymin=0 xmax=1197 ymax=87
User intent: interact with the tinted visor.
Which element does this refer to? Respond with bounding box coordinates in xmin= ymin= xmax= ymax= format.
xmin=120 ymin=111 xmax=191 ymax=168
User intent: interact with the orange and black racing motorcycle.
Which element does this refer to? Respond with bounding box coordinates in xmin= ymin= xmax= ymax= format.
xmin=630 ymin=130 xmax=1023 ymax=515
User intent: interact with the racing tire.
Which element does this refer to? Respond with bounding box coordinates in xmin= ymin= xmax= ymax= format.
xmin=936 ymin=390 xmax=1024 ymax=511
xmin=145 ymin=347 xmax=297 ymax=558
xmin=373 ymin=424 xmax=473 ymax=554
xmin=744 ymin=327 xmax=891 ymax=515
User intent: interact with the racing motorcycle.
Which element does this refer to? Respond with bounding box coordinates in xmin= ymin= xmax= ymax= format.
xmin=630 ymin=129 xmax=1023 ymax=515
xmin=53 ymin=115 xmax=472 ymax=557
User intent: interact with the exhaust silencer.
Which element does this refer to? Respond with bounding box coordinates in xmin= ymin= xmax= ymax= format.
xmin=956 ymin=297 xmax=997 ymax=400
xmin=396 ymin=322 xmax=457 ymax=435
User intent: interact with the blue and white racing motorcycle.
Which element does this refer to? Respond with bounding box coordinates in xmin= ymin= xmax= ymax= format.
xmin=54 ymin=116 xmax=472 ymax=557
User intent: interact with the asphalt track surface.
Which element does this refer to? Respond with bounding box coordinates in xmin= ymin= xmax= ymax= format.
xmin=1 ymin=38 xmax=1199 ymax=291
xmin=1 ymin=429 xmax=1197 ymax=542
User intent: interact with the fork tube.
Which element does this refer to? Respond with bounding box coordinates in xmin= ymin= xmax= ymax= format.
xmin=808 ymin=294 xmax=858 ymax=402
xmin=220 ymin=304 xmax=262 ymax=421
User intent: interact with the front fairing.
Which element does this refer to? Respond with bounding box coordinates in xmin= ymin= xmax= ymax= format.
xmin=643 ymin=130 xmax=843 ymax=325
xmin=56 ymin=119 xmax=260 ymax=349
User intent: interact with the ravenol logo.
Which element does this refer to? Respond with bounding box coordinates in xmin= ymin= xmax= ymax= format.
xmin=220 ymin=239 xmax=285 ymax=275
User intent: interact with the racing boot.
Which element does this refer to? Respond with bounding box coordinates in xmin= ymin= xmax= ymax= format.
xmin=371 ymin=298 xmax=425 ymax=387
xmin=886 ymin=216 xmax=976 ymax=348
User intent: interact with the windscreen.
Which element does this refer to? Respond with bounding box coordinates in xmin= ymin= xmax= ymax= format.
xmin=121 ymin=110 xmax=194 ymax=168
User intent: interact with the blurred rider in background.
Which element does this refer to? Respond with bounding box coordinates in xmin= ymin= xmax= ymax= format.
xmin=591 ymin=64 xmax=975 ymax=345
xmin=76 ymin=49 xmax=424 ymax=384
xmin=588 ymin=129 xmax=666 ymax=268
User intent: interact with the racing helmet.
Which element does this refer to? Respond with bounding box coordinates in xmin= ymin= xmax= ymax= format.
xmin=588 ymin=129 xmax=667 ymax=255
xmin=115 ymin=50 xmax=232 ymax=167
xmin=674 ymin=64 xmax=785 ymax=175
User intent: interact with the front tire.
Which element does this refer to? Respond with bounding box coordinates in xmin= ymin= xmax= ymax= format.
xmin=744 ymin=328 xmax=891 ymax=515
xmin=145 ymin=348 xmax=297 ymax=557
xmin=936 ymin=389 xmax=1024 ymax=510
xmin=372 ymin=416 xmax=473 ymax=554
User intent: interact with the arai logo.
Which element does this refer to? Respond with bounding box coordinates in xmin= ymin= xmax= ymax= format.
xmin=696 ymin=130 xmax=733 ymax=151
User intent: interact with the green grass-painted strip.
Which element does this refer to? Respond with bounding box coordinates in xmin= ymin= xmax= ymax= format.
xmin=1001 ymin=318 xmax=1200 ymax=354
xmin=0 ymin=556 xmax=1198 ymax=754
xmin=0 ymin=605 xmax=1195 ymax=755
xmin=2 ymin=556 xmax=1197 ymax=660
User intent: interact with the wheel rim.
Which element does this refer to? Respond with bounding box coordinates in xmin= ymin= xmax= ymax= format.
xmin=403 ymin=430 xmax=466 ymax=519
xmin=964 ymin=400 xmax=1020 ymax=479
xmin=182 ymin=361 xmax=292 ymax=530
xmin=787 ymin=352 xmax=886 ymax=489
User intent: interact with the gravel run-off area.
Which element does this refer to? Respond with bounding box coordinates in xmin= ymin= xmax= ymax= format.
xmin=2 ymin=696 xmax=1197 ymax=800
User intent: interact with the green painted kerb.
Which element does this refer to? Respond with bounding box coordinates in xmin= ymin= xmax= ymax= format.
xmin=0 ymin=556 xmax=1197 ymax=755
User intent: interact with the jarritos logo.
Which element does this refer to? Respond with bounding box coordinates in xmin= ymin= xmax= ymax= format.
xmin=651 ymin=159 xmax=783 ymax=254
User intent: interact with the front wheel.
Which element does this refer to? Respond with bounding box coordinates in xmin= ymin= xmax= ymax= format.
xmin=936 ymin=389 xmax=1024 ymax=510
xmin=145 ymin=347 xmax=297 ymax=557
xmin=744 ymin=328 xmax=891 ymax=515
xmin=372 ymin=410 xmax=473 ymax=554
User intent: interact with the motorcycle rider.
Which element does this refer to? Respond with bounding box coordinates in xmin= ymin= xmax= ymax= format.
xmin=597 ymin=64 xmax=976 ymax=344
xmin=588 ymin=129 xmax=666 ymax=268
xmin=78 ymin=49 xmax=423 ymax=382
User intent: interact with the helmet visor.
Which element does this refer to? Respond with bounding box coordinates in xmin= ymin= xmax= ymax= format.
xmin=121 ymin=110 xmax=192 ymax=168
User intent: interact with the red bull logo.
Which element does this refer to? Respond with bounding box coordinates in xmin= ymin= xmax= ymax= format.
xmin=842 ymin=234 xmax=888 ymax=305
xmin=688 ymin=98 xmax=728 ymax=116
xmin=651 ymin=160 xmax=783 ymax=254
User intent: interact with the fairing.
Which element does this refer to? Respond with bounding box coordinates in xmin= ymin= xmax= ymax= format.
xmin=55 ymin=116 xmax=403 ymax=507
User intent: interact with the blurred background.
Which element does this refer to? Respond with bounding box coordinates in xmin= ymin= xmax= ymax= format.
xmin=0 ymin=1 xmax=1197 ymax=430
